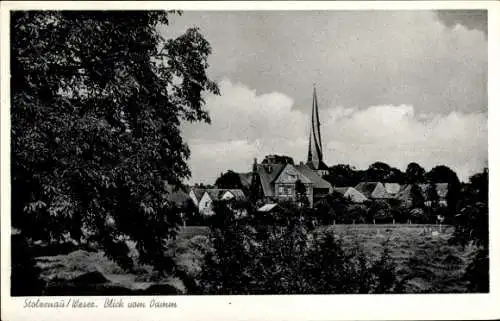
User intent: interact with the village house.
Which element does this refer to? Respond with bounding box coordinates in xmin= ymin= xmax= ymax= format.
xmin=246 ymin=155 xmax=332 ymax=208
xmin=188 ymin=188 xmax=205 ymax=207
xmin=333 ymin=186 xmax=368 ymax=203
xmin=190 ymin=188 xmax=246 ymax=216
xmin=334 ymin=182 xmax=449 ymax=208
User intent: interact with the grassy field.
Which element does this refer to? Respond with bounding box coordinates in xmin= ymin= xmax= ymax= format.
xmin=172 ymin=224 xmax=475 ymax=293
xmin=320 ymin=224 xmax=474 ymax=293
xmin=29 ymin=224 xmax=476 ymax=294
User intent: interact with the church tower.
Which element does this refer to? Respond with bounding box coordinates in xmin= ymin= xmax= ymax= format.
xmin=306 ymin=85 xmax=329 ymax=176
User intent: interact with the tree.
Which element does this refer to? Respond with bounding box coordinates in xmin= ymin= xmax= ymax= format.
xmin=344 ymin=204 xmax=369 ymax=224
xmin=199 ymin=201 xmax=398 ymax=294
xmin=386 ymin=167 xmax=406 ymax=184
xmin=324 ymin=164 xmax=361 ymax=187
xmin=452 ymin=168 xmax=488 ymax=292
xmin=295 ymin=179 xmax=309 ymax=208
xmin=409 ymin=184 xmax=425 ymax=208
xmin=249 ymin=158 xmax=262 ymax=203
xmin=11 ymin=11 xmax=219 ymax=276
xmin=406 ymin=162 xmax=426 ymax=183
xmin=368 ymin=200 xmax=392 ymax=224
xmin=215 ymin=170 xmax=243 ymax=189
xmin=313 ymin=191 xmax=349 ymax=225
xmin=365 ymin=162 xmax=393 ymax=182
xmin=427 ymin=165 xmax=461 ymax=217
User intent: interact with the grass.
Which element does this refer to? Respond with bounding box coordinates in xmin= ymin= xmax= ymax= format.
xmin=173 ymin=224 xmax=475 ymax=293
xmin=318 ymin=224 xmax=475 ymax=293
xmin=28 ymin=224 xmax=476 ymax=294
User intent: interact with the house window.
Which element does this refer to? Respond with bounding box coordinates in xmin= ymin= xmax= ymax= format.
xmin=285 ymin=186 xmax=292 ymax=195
xmin=278 ymin=186 xmax=284 ymax=195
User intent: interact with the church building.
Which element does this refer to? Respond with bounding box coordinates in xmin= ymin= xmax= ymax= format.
xmin=242 ymin=86 xmax=332 ymax=207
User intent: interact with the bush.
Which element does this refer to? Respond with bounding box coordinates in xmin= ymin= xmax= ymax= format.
xmin=197 ymin=202 xmax=398 ymax=294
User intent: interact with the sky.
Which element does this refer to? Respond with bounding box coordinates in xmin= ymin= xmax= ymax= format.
xmin=159 ymin=10 xmax=488 ymax=184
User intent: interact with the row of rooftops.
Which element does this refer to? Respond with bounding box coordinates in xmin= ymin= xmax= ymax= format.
xmin=334 ymin=182 xmax=449 ymax=203
xmin=190 ymin=188 xmax=245 ymax=203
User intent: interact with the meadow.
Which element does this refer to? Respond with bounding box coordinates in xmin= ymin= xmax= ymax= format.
xmin=30 ymin=224 xmax=476 ymax=295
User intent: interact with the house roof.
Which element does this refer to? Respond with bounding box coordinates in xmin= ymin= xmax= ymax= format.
xmin=238 ymin=172 xmax=253 ymax=189
xmin=190 ymin=188 xmax=206 ymax=201
xmin=371 ymin=183 xmax=392 ymax=198
xmin=223 ymin=189 xmax=246 ymax=200
xmin=199 ymin=188 xmax=247 ymax=201
xmin=257 ymin=203 xmax=279 ymax=212
xmin=296 ymin=163 xmax=332 ymax=189
xmin=204 ymin=189 xmax=225 ymax=200
xmin=256 ymin=164 xmax=286 ymax=197
xmin=273 ymin=163 xmax=313 ymax=185
xmin=354 ymin=182 xmax=380 ymax=198
xmin=345 ymin=187 xmax=369 ymax=203
xmin=418 ymin=183 xmax=449 ymax=199
xmin=333 ymin=187 xmax=350 ymax=195
xmin=384 ymin=183 xmax=402 ymax=195
xmin=394 ymin=184 xmax=412 ymax=202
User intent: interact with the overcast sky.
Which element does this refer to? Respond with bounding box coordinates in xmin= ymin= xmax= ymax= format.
xmin=159 ymin=10 xmax=488 ymax=184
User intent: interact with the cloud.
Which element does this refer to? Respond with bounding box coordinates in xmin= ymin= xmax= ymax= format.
xmin=435 ymin=10 xmax=487 ymax=34
xmin=161 ymin=10 xmax=487 ymax=117
xmin=183 ymin=80 xmax=487 ymax=184
xmin=323 ymin=105 xmax=488 ymax=181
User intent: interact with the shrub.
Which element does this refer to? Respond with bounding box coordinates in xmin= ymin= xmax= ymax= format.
xmin=197 ymin=202 xmax=398 ymax=294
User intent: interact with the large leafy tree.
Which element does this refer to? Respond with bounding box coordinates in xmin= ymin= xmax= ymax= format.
xmin=215 ymin=170 xmax=244 ymax=190
xmin=405 ymin=162 xmax=426 ymax=183
xmin=11 ymin=11 xmax=219 ymax=272
xmin=426 ymin=165 xmax=461 ymax=217
xmin=453 ymin=168 xmax=488 ymax=292
xmin=324 ymin=164 xmax=361 ymax=187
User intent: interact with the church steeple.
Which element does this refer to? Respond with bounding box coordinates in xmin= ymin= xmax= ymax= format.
xmin=307 ymin=85 xmax=326 ymax=171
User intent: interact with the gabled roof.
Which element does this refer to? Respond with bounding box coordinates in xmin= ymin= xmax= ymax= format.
xmin=257 ymin=203 xmax=279 ymax=212
xmin=394 ymin=184 xmax=412 ymax=202
xmin=333 ymin=187 xmax=350 ymax=195
xmin=371 ymin=183 xmax=391 ymax=198
xmin=273 ymin=163 xmax=313 ymax=185
xmin=238 ymin=172 xmax=253 ymax=189
xmin=296 ymin=163 xmax=332 ymax=189
xmin=354 ymin=182 xmax=380 ymax=198
xmin=384 ymin=183 xmax=401 ymax=195
xmin=345 ymin=187 xmax=369 ymax=203
xmin=256 ymin=163 xmax=286 ymax=197
xmin=204 ymin=189 xmax=225 ymax=200
xmin=223 ymin=189 xmax=246 ymax=200
xmin=190 ymin=188 xmax=206 ymax=201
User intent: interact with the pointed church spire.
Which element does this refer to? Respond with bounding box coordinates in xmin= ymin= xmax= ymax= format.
xmin=307 ymin=85 xmax=324 ymax=170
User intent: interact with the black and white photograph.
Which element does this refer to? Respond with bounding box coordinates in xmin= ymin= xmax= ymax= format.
xmin=1 ymin=1 xmax=499 ymax=320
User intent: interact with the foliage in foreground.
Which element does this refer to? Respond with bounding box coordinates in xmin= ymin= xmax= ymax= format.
xmin=452 ymin=168 xmax=489 ymax=292
xmin=11 ymin=11 xmax=218 ymax=274
xmin=196 ymin=201 xmax=397 ymax=294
